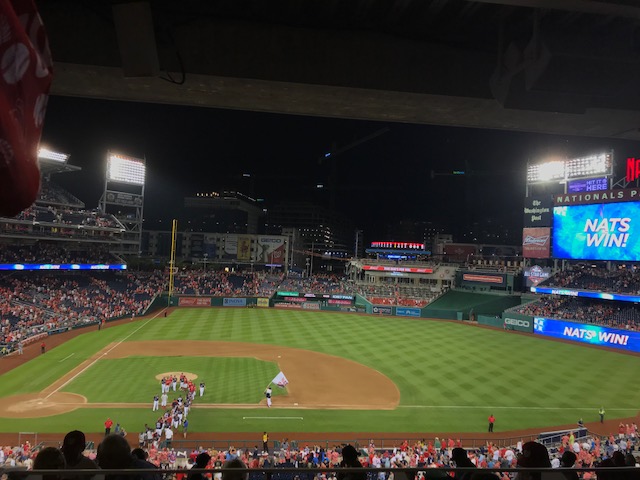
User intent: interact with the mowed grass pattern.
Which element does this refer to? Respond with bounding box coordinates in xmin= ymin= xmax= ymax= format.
xmin=62 ymin=357 xmax=284 ymax=403
xmin=0 ymin=308 xmax=639 ymax=433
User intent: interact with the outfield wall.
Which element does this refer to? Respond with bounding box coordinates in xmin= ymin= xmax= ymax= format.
xmin=149 ymin=291 xmax=523 ymax=325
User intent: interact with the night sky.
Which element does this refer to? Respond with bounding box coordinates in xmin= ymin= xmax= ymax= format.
xmin=41 ymin=95 xmax=640 ymax=243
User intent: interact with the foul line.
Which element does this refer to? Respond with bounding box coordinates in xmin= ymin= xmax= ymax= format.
xmin=45 ymin=308 xmax=167 ymax=399
xmin=399 ymin=405 xmax=636 ymax=411
xmin=58 ymin=353 xmax=75 ymax=363
xmin=243 ymin=416 xmax=303 ymax=420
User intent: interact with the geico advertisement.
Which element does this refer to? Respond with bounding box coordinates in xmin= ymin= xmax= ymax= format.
xmin=534 ymin=318 xmax=640 ymax=352
xmin=552 ymin=202 xmax=640 ymax=261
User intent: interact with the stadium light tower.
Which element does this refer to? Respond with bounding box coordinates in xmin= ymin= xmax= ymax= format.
xmin=526 ymin=152 xmax=612 ymax=195
xmin=99 ymin=151 xmax=146 ymax=255
xmin=38 ymin=147 xmax=70 ymax=163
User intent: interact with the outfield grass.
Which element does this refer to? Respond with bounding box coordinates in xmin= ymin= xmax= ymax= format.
xmin=0 ymin=308 xmax=639 ymax=434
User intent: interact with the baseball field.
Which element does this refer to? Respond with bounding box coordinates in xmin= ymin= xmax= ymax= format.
xmin=0 ymin=307 xmax=639 ymax=436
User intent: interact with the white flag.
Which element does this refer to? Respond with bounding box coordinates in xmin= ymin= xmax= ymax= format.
xmin=271 ymin=371 xmax=289 ymax=388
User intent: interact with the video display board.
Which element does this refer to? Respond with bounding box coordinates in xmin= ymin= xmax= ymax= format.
xmin=534 ymin=318 xmax=640 ymax=353
xmin=552 ymin=202 xmax=640 ymax=261
xmin=567 ymin=177 xmax=608 ymax=193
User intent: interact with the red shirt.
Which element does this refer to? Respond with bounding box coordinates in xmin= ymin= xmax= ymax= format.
xmin=105 ymin=419 xmax=113 ymax=428
xmin=489 ymin=415 xmax=495 ymax=423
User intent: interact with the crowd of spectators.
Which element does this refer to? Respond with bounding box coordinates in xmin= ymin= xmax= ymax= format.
xmin=356 ymin=284 xmax=440 ymax=308
xmin=541 ymin=266 xmax=640 ymax=295
xmin=9 ymin=205 xmax=123 ymax=230
xmin=0 ymin=271 xmax=165 ymax=353
xmin=512 ymin=296 xmax=640 ymax=330
xmin=173 ymin=272 xmax=285 ymax=297
xmin=4 ymin=428 xmax=640 ymax=479
xmin=277 ymin=274 xmax=356 ymax=295
xmin=0 ymin=242 xmax=115 ymax=264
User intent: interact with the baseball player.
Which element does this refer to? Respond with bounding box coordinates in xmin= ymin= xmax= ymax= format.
xmin=161 ymin=392 xmax=168 ymax=407
xmin=153 ymin=394 xmax=159 ymax=411
xmin=199 ymin=382 xmax=205 ymax=397
xmin=265 ymin=386 xmax=272 ymax=408
xmin=155 ymin=419 xmax=163 ymax=438
xmin=172 ymin=376 xmax=177 ymax=391
xmin=160 ymin=378 xmax=167 ymax=394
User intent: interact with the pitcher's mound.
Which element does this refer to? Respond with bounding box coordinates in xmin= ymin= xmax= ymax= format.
xmin=155 ymin=372 xmax=198 ymax=381
xmin=0 ymin=392 xmax=86 ymax=418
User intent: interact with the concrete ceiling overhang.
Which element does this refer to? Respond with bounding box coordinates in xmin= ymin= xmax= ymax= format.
xmin=38 ymin=0 xmax=640 ymax=139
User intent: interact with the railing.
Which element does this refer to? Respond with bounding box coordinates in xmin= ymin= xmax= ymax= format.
xmin=35 ymin=435 xmax=545 ymax=452
xmin=2 ymin=466 xmax=638 ymax=479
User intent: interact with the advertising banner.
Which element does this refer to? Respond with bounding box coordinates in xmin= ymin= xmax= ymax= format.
xmin=462 ymin=273 xmax=505 ymax=285
xmin=257 ymin=298 xmax=270 ymax=307
xmin=105 ymin=191 xmax=143 ymax=207
xmin=553 ymin=202 xmax=640 ymax=261
xmin=223 ymin=298 xmax=247 ymax=307
xmin=534 ymin=317 xmax=640 ymax=352
xmin=372 ymin=306 xmax=393 ymax=315
xmin=502 ymin=315 xmax=534 ymax=333
xmin=530 ymin=286 xmax=640 ymax=304
xmin=523 ymin=265 xmax=552 ymax=287
xmin=523 ymin=196 xmax=552 ymax=227
xmin=275 ymin=302 xmax=302 ymax=309
xmin=554 ymin=188 xmax=640 ymax=206
xmin=283 ymin=297 xmax=306 ymax=303
xmin=567 ymin=177 xmax=608 ymax=193
xmin=237 ymin=236 xmax=252 ymax=261
xmin=302 ymin=302 xmax=321 ymax=310
xmin=257 ymin=236 xmax=286 ymax=265
xmin=523 ymin=227 xmax=551 ymax=258
xmin=362 ymin=265 xmax=433 ymax=274
xmin=223 ymin=234 xmax=238 ymax=259
xmin=328 ymin=299 xmax=353 ymax=305
xmin=178 ymin=297 xmax=211 ymax=307
xmin=396 ymin=307 xmax=421 ymax=317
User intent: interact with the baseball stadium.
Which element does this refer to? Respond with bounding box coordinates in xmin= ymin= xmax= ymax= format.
xmin=3 ymin=0 xmax=640 ymax=477
xmin=2 ymin=147 xmax=640 ymax=478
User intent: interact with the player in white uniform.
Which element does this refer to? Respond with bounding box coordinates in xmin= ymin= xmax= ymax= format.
xmin=153 ymin=394 xmax=159 ymax=411
xmin=161 ymin=392 xmax=168 ymax=407
xmin=199 ymin=382 xmax=205 ymax=397
xmin=265 ymin=387 xmax=272 ymax=408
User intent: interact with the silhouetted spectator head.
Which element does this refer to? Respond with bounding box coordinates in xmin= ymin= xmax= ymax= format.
xmin=34 ymin=447 xmax=66 ymax=480
xmin=560 ymin=451 xmax=576 ymax=467
xmin=341 ymin=445 xmax=361 ymax=463
xmin=222 ymin=458 xmax=248 ymax=480
xmin=596 ymin=459 xmax=615 ymax=480
xmin=61 ymin=430 xmax=86 ymax=465
xmin=97 ymin=434 xmax=134 ymax=469
xmin=518 ymin=442 xmax=551 ymax=468
xmin=131 ymin=448 xmax=148 ymax=461
xmin=452 ymin=447 xmax=474 ymax=466
xmin=195 ymin=452 xmax=211 ymax=468
xmin=612 ymin=451 xmax=626 ymax=467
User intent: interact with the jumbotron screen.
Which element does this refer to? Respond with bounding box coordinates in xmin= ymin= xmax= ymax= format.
xmin=553 ymin=201 xmax=640 ymax=261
